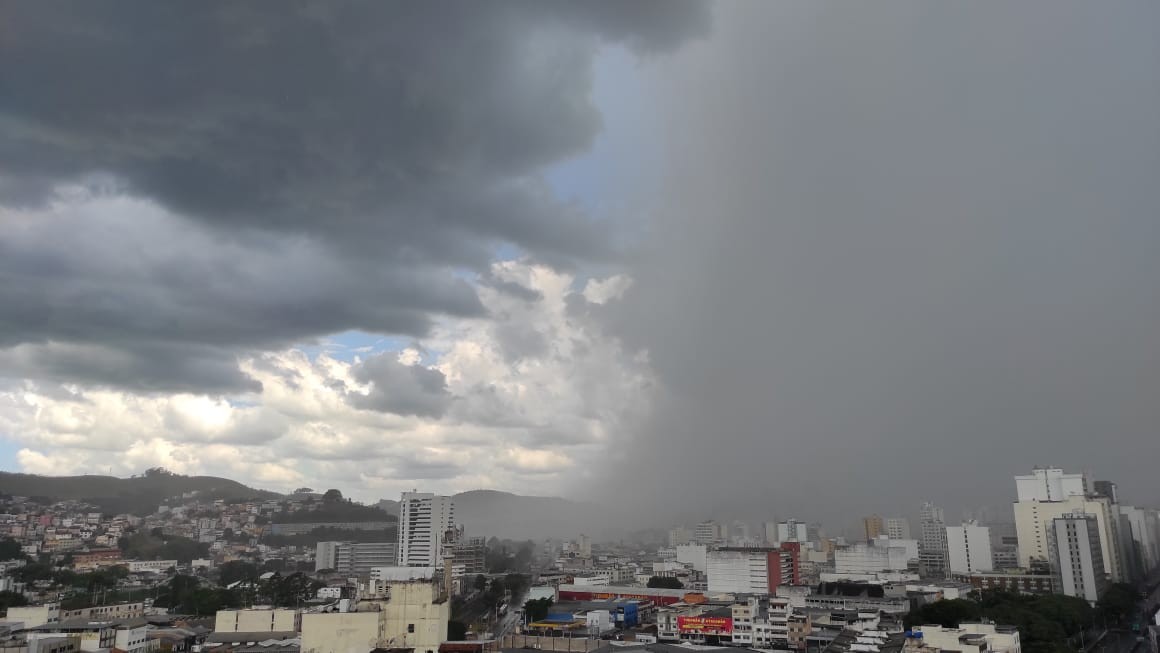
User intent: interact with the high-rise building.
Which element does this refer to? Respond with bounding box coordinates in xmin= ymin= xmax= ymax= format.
xmin=764 ymin=522 xmax=778 ymax=545
xmin=886 ymin=518 xmax=911 ymax=540
xmin=732 ymin=521 xmax=752 ymax=544
xmin=316 ymin=541 xmax=398 ymax=575
xmin=397 ymin=491 xmax=455 ymax=568
xmin=1012 ymin=469 xmax=1124 ymax=581
xmin=695 ymin=520 xmax=723 ymax=545
xmin=668 ymin=526 xmax=691 ymax=547
xmin=863 ymin=515 xmax=884 ymax=542
xmin=578 ymin=533 xmax=592 ymax=558
xmin=1015 ymin=468 xmax=1087 ymax=502
xmin=988 ymin=522 xmax=1020 ymax=570
xmin=945 ymin=522 xmax=993 ymax=574
xmin=706 ymin=544 xmax=801 ymax=594
xmin=452 ymin=536 xmax=486 ymax=576
xmin=919 ymin=502 xmax=949 ymax=578
xmin=777 ymin=519 xmax=809 ymax=543
xmin=1050 ymin=513 xmax=1107 ymax=603
xmin=316 ymin=541 xmax=343 ymax=572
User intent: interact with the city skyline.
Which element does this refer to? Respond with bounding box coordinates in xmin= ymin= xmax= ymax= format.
xmin=1 ymin=2 xmax=1158 ymax=528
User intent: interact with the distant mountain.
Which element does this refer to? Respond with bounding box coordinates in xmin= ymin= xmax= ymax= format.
xmin=0 ymin=471 xmax=280 ymax=515
xmin=379 ymin=489 xmax=611 ymax=540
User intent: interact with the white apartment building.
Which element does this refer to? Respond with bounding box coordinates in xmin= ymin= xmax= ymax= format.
xmin=833 ymin=538 xmax=918 ymax=575
xmin=695 ymin=521 xmax=723 ymax=545
xmin=397 ymin=492 xmax=454 ymax=568
xmin=920 ymin=502 xmax=949 ymax=577
xmin=777 ymin=520 xmax=809 ymax=544
xmin=1051 ymin=513 xmax=1107 ymax=603
xmin=668 ymin=527 xmax=691 ymax=547
xmin=1014 ymin=493 xmax=1122 ymax=581
xmin=946 ymin=522 xmax=993 ymax=574
xmin=886 ymin=518 xmax=911 ymax=540
xmin=1015 ymin=468 xmax=1087 ymax=502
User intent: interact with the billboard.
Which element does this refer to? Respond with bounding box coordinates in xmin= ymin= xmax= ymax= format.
xmin=677 ymin=616 xmax=733 ymax=635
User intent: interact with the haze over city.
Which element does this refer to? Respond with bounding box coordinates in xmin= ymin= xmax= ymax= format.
xmin=1 ymin=1 xmax=1158 ymax=531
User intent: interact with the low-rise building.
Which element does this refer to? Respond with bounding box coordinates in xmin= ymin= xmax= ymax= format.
xmin=909 ymin=623 xmax=1021 ymax=653
xmin=214 ymin=609 xmax=301 ymax=634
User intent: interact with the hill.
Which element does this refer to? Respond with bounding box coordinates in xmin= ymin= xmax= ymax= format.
xmin=0 ymin=470 xmax=280 ymax=515
xmin=379 ymin=489 xmax=607 ymax=540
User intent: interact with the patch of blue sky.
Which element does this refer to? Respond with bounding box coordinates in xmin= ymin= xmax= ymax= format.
xmin=0 ymin=437 xmax=21 ymax=471
xmin=300 ymin=330 xmax=410 ymax=363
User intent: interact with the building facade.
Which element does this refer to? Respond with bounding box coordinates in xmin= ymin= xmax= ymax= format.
xmin=1051 ymin=513 xmax=1107 ymax=604
xmin=919 ymin=502 xmax=949 ymax=578
xmin=886 ymin=518 xmax=911 ymax=541
xmin=946 ymin=522 xmax=993 ymax=574
xmin=397 ymin=492 xmax=455 ymax=568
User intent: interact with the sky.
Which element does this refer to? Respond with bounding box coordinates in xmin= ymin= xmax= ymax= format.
xmin=1 ymin=2 xmax=1158 ymax=530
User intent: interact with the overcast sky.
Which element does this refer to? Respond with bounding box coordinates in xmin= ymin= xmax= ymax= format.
xmin=1 ymin=2 xmax=1157 ymax=528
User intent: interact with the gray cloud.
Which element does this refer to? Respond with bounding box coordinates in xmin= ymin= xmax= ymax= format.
xmin=595 ymin=1 xmax=1160 ymax=526
xmin=0 ymin=1 xmax=708 ymax=392
xmin=348 ymin=354 xmax=450 ymax=418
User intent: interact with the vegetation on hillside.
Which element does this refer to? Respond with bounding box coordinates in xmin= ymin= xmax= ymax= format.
xmin=119 ymin=529 xmax=209 ymax=562
xmin=260 ymin=526 xmax=396 ymax=548
xmin=274 ymin=490 xmax=395 ymax=524
xmin=0 ymin=468 xmax=279 ymax=515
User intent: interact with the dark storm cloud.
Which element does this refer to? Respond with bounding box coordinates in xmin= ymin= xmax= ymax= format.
xmin=0 ymin=0 xmax=709 ymax=391
xmin=349 ymin=354 xmax=450 ymax=418
xmin=596 ymin=2 xmax=1160 ymax=524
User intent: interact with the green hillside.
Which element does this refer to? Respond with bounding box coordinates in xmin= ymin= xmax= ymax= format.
xmin=0 ymin=469 xmax=281 ymax=515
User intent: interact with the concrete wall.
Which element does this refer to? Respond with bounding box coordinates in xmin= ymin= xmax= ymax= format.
xmin=301 ymin=611 xmax=384 ymax=653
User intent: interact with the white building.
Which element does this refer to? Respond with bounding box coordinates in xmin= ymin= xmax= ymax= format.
xmin=777 ymin=520 xmax=808 ymax=544
xmin=668 ymin=527 xmax=691 ymax=547
xmin=676 ymin=543 xmax=707 ymax=572
xmin=397 ymin=492 xmax=454 ymax=568
xmin=1051 ymin=513 xmax=1107 ymax=603
xmin=708 ymin=549 xmax=771 ymax=594
xmin=215 ymin=609 xmax=301 ymax=633
xmin=946 ymin=522 xmax=993 ymax=574
xmin=1014 ymin=492 xmax=1123 ymax=581
xmin=1015 ymin=468 xmax=1087 ymax=502
xmin=886 ymin=518 xmax=911 ymax=540
xmin=920 ymin=502 xmax=949 ymax=577
xmin=911 ymin=623 xmax=1021 ymax=653
xmin=833 ymin=538 xmax=918 ymax=575
xmin=694 ymin=521 xmax=722 ymax=545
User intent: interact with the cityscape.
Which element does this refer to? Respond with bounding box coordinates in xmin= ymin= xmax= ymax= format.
xmin=1 ymin=4 xmax=1157 ymax=653
xmin=0 ymin=467 xmax=1157 ymax=653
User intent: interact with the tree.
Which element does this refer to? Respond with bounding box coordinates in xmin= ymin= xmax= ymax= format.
xmin=523 ymin=598 xmax=553 ymax=622
xmin=905 ymin=598 xmax=982 ymax=629
xmin=447 ymin=620 xmax=468 ymax=641
xmin=474 ymin=574 xmax=488 ymax=592
xmin=322 ymin=489 xmax=344 ymax=503
xmin=0 ymin=590 xmax=28 ymax=610
xmin=0 ymin=537 xmax=25 ymax=561
xmin=1097 ymin=583 xmax=1138 ymax=625
xmin=218 ymin=560 xmax=260 ymax=587
xmin=647 ymin=576 xmax=684 ymax=589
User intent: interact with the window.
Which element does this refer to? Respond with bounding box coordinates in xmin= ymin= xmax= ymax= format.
xmin=408 ymin=624 xmax=415 ymax=633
